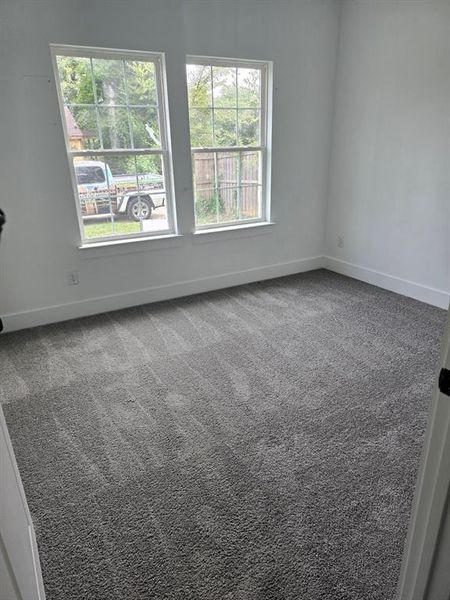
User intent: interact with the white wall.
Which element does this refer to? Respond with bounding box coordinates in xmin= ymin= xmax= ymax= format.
xmin=0 ymin=0 xmax=340 ymax=331
xmin=325 ymin=0 xmax=450 ymax=308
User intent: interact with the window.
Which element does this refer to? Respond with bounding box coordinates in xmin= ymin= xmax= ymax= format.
xmin=186 ymin=57 xmax=271 ymax=230
xmin=52 ymin=46 xmax=176 ymax=244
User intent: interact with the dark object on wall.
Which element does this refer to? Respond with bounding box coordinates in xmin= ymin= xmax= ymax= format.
xmin=439 ymin=368 xmax=450 ymax=397
xmin=0 ymin=209 xmax=5 ymax=333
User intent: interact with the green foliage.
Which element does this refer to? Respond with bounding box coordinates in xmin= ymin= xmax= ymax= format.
xmin=105 ymin=154 xmax=162 ymax=178
xmin=186 ymin=64 xmax=261 ymax=148
xmin=57 ymin=56 xmax=95 ymax=104
xmin=187 ymin=65 xmax=211 ymax=107
xmin=195 ymin=191 xmax=224 ymax=224
xmin=84 ymin=220 xmax=140 ymax=239
xmin=57 ymin=56 xmax=161 ymax=174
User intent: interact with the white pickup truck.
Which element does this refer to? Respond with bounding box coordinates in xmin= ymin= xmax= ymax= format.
xmin=74 ymin=160 xmax=165 ymax=221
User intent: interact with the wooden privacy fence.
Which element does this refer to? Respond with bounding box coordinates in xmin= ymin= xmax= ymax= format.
xmin=193 ymin=151 xmax=261 ymax=219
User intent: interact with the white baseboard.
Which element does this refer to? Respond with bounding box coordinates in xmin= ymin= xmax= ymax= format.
xmin=2 ymin=256 xmax=323 ymax=333
xmin=323 ymin=256 xmax=450 ymax=310
xmin=3 ymin=255 xmax=447 ymax=332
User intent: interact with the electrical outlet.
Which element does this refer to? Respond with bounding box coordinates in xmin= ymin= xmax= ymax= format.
xmin=67 ymin=270 xmax=79 ymax=286
xmin=337 ymin=235 xmax=345 ymax=249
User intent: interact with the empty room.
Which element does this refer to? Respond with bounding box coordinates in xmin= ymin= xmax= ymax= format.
xmin=1 ymin=1 xmax=450 ymax=599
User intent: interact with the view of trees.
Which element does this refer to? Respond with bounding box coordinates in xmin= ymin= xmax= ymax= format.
xmin=55 ymin=56 xmax=263 ymax=228
xmin=56 ymin=56 xmax=161 ymax=175
xmin=186 ymin=65 xmax=261 ymax=147
xmin=56 ymin=58 xmax=262 ymax=175
xmin=186 ymin=64 xmax=263 ymax=225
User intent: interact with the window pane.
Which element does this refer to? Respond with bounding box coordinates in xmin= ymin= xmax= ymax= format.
xmin=237 ymin=68 xmax=261 ymax=108
xmin=134 ymin=155 xmax=164 ymax=193
xmin=55 ymin=49 xmax=175 ymax=243
xmin=195 ymin=188 xmax=220 ymax=226
xmin=214 ymin=109 xmax=237 ymax=146
xmin=192 ymin=150 xmax=263 ymax=226
xmin=212 ymin=66 xmax=237 ymax=108
xmin=125 ymin=60 xmax=158 ymax=106
xmin=189 ymin=108 xmax=213 ymax=147
xmin=240 ymin=186 xmax=262 ymax=220
xmin=98 ymin=107 xmax=131 ymax=150
xmin=135 ymin=154 xmax=169 ymax=233
xmin=92 ymin=58 xmax=127 ymax=105
xmin=238 ymin=109 xmax=260 ymax=146
xmin=193 ymin=152 xmax=215 ymax=191
xmin=187 ymin=64 xmax=212 ymax=108
xmin=74 ymin=156 xmax=116 ymax=239
xmin=217 ymin=186 xmax=238 ymax=223
xmin=187 ymin=60 xmax=268 ymax=230
xmin=65 ymin=106 xmax=100 ymax=150
xmin=56 ymin=56 xmax=95 ymax=105
xmin=217 ymin=152 xmax=238 ymax=187
xmin=215 ymin=186 xmax=262 ymax=223
xmin=74 ymin=153 xmax=169 ymax=240
xmin=241 ymin=151 xmax=261 ymax=186
xmin=187 ymin=63 xmax=263 ymax=150
xmin=130 ymin=107 xmax=160 ymax=149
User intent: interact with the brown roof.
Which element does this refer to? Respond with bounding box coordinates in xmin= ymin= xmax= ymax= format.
xmin=64 ymin=106 xmax=86 ymax=139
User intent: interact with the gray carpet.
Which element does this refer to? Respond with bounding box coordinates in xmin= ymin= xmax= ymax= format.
xmin=0 ymin=270 xmax=445 ymax=600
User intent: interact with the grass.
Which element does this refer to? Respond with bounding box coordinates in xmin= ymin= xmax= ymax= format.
xmin=84 ymin=220 xmax=140 ymax=239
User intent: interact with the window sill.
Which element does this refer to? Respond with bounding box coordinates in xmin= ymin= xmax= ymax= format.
xmin=193 ymin=221 xmax=275 ymax=243
xmin=78 ymin=233 xmax=183 ymax=258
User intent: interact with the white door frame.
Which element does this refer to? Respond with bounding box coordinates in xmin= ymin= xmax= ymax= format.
xmin=0 ymin=406 xmax=46 ymax=600
xmin=397 ymin=304 xmax=450 ymax=600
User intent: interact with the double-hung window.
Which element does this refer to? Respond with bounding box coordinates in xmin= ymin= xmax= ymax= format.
xmin=52 ymin=46 xmax=176 ymax=244
xmin=186 ymin=57 xmax=271 ymax=230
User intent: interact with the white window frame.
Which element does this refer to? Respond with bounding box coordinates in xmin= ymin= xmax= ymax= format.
xmin=50 ymin=44 xmax=177 ymax=246
xmin=186 ymin=55 xmax=272 ymax=232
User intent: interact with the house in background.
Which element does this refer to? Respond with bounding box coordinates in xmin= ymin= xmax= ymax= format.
xmin=63 ymin=106 xmax=92 ymax=150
